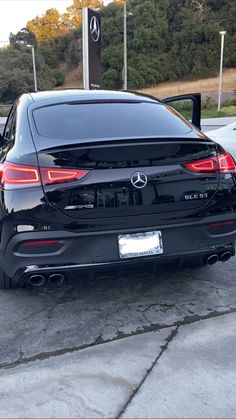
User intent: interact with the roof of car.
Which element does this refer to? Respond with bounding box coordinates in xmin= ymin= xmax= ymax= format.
xmin=27 ymin=89 xmax=159 ymax=104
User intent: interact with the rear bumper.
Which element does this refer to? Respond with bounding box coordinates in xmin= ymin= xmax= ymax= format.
xmin=1 ymin=216 xmax=236 ymax=284
xmin=16 ymin=246 xmax=235 ymax=282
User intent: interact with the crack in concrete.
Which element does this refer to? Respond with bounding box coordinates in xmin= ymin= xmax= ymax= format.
xmin=142 ymin=302 xmax=175 ymax=313
xmin=116 ymin=325 xmax=179 ymax=419
xmin=43 ymin=299 xmax=61 ymax=337
xmin=0 ymin=306 xmax=235 ymax=372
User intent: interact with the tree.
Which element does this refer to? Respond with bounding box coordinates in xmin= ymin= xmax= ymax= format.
xmin=62 ymin=0 xmax=103 ymax=29
xmin=101 ymin=0 xmax=236 ymax=89
xmin=101 ymin=0 xmax=170 ymax=89
xmin=26 ymin=0 xmax=104 ymax=44
xmin=0 ymin=47 xmax=55 ymax=102
xmin=1 ymin=0 xmax=236 ymax=101
xmin=9 ymin=28 xmax=36 ymax=47
xmin=27 ymin=8 xmax=69 ymax=44
xmin=189 ymin=0 xmax=207 ymax=21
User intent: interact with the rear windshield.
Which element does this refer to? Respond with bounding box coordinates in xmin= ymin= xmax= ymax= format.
xmin=32 ymin=101 xmax=192 ymax=141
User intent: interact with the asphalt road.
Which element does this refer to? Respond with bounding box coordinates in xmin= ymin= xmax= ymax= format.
xmin=1 ymin=260 xmax=236 ymax=367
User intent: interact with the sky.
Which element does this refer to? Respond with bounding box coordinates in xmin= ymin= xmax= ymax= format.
xmin=0 ymin=0 xmax=111 ymax=45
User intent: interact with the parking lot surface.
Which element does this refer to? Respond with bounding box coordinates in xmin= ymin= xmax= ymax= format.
xmin=0 ymin=261 xmax=236 ymax=418
xmin=0 ymin=314 xmax=235 ymax=418
xmin=1 ymin=260 xmax=236 ymax=366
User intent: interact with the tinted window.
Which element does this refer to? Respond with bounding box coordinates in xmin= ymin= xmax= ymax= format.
xmin=33 ymin=102 xmax=192 ymax=141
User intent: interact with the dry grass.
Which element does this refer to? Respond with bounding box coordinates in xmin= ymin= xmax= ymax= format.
xmin=138 ymin=68 xmax=236 ymax=98
xmin=54 ymin=64 xmax=83 ymax=90
xmin=63 ymin=65 xmax=83 ymax=88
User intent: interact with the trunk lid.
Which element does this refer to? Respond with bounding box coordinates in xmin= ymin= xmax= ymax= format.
xmin=36 ymin=139 xmax=220 ymax=219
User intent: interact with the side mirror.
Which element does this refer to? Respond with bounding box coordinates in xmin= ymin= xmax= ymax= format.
xmin=0 ymin=133 xmax=3 ymax=141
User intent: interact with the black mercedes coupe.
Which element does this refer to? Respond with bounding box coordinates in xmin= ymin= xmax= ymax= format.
xmin=0 ymin=90 xmax=236 ymax=288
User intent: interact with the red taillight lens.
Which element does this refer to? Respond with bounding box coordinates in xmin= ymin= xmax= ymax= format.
xmin=184 ymin=158 xmax=218 ymax=172
xmin=184 ymin=153 xmax=236 ymax=173
xmin=0 ymin=162 xmax=89 ymax=189
xmin=218 ymin=153 xmax=235 ymax=171
xmin=40 ymin=168 xmax=89 ymax=185
xmin=0 ymin=163 xmax=40 ymax=185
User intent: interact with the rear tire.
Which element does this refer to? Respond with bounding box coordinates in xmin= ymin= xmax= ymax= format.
xmin=0 ymin=269 xmax=22 ymax=289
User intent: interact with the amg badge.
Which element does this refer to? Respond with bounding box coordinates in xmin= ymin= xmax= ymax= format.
xmin=64 ymin=204 xmax=94 ymax=210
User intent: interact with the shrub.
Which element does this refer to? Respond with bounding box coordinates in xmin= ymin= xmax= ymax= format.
xmin=52 ymin=69 xmax=65 ymax=86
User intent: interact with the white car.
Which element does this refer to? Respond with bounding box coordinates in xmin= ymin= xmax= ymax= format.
xmin=207 ymin=122 xmax=236 ymax=161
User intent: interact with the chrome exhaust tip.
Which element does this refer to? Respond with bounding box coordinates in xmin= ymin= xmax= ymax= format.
xmin=220 ymin=251 xmax=232 ymax=262
xmin=28 ymin=274 xmax=46 ymax=287
xmin=48 ymin=273 xmax=65 ymax=287
xmin=207 ymin=254 xmax=219 ymax=265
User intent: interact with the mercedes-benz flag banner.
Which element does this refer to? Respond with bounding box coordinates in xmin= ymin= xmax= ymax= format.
xmin=82 ymin=8 xmax=102 ymax=90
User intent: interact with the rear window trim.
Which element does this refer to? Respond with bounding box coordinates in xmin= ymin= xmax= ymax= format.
xmin=32 ymin=98 xmax=156 ymax=112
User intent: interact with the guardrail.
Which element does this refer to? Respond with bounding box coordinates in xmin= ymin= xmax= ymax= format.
xmin=201 ymin=91 xmax=236 ymax=104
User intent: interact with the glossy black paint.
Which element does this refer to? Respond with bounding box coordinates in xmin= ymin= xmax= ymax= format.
xmin=0 ymin=89 xmax=236 ymax=284
xmin=37 ymin=140 xmax=220 ymax=219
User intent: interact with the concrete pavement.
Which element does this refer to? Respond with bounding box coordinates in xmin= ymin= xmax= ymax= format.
xmin=202 ymin=117 xmax=236 ymax=126
xmin=1 ymin=260 xmax=236 ymax=366
xmin=201 ymin=117 xmax=236 ymax=132
xmin=122 ymin=313 xmax=236 ymax=419
xmin=0 ymin=313 xmax=235 ymax=418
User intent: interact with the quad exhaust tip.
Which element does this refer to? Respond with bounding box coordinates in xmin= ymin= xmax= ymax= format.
xmin=220 ymin=251 xmax=232 ymax=262
xmin=48 ymin=273 xmax=65 ymax=286
xmin=27 ymin=273 xmax=65 ymax=287
xmin=207 ymin=251 xmax=233 ymax=265
xmin=28 ymin=274 xmax=46 ymax=287
xmin=207 ymin=254 xmax=219 ymax=265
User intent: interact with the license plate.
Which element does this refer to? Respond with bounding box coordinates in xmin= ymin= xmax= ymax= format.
xmin=118 ymin=231 xmax=163 ymax=259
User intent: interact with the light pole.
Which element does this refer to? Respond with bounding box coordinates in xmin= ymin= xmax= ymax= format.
xmin=217 ymin=31 xmax=226 ymax=112
xmin=123 ymin=0 xmax=127 ymax=90
xmin=26 ymin=44 xmax=38 ymax=92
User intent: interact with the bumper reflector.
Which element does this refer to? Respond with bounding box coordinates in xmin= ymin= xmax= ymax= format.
xmin=22 ymin=240 xmax=60 ymax=247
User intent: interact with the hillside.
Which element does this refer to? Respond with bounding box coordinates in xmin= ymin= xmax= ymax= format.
xmin=1 ymin=0 xmax=236 ymax=103
xmin=61 ymin=67 xmax=236 ymax=97
xmin=138 ymin=68 xmax=236 ymax=98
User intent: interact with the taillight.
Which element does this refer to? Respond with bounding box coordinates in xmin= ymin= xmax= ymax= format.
xmin=40 ymin=168 xmax=89 ymax=185
xmin=184 ymin=153 xmax=235 ymax=173
xmin=0 ymin=163 xmax=40 ymax=185
xmin=0 ymin=162 xmax=89 ymax=189
xmin=218 ymin=154 xmax=235 ymax=171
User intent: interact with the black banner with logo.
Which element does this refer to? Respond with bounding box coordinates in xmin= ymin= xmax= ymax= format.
xmin=83 ymin=8 xmax=101 ymax=90
xmin=88 ymin=9 xmax=101 ymax=89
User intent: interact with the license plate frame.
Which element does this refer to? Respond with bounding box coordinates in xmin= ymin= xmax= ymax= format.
xmin=118 ymin=231 xmax=163 ymax=259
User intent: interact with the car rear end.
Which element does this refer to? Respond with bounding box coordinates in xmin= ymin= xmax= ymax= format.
xmin=1 ymin=93 xmax=236 ymax=287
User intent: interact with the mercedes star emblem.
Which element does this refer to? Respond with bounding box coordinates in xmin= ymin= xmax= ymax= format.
xmin=131 ymin=172 xmax=148 ymax=189
xmin=90 ymin=16 xmax=100 ymax=42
